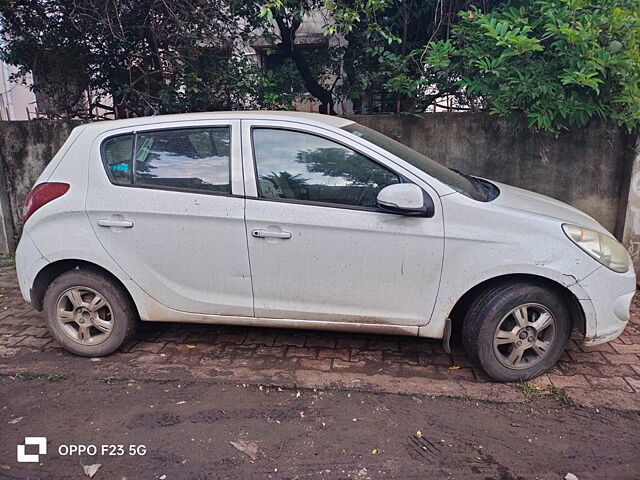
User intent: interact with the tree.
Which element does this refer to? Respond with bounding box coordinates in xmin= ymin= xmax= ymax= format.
xmin=257 ymin=0 xmax=342 ymax=113
xmin=259 ymin=0 xmax=505 ymax=114
xmin=424 ymin=0 xmax=640 ymax=132
xmin=3 ymin=0 xmax=637 ymax=131
xmin=0 ymin=0 xmax=267 ymax=118
xmin=0 ymin=0 xmax=92 ymax=117
xmin=322 ymin=0 xmax=507 ymax=113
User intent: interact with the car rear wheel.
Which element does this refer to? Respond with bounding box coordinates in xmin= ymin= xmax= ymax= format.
xmin=43 ymin=268 xmax=137 ymax=356
xmin=462 ymin=282 xmax=571 ymax=382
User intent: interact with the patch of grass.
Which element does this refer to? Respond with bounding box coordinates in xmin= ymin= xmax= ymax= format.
xmin=515 ymin=381 xmax=546 ymax=404
xmin=4 ymin=372 xmax=68 ymax=382
xmin=0 ymin=253 xmax=15 ymax=268
xmin=547 ymin=385 xmax=574 ymax=406
xmin=100 ymin=377 xmax=139 ymax=386
xmin=99 ymin=377 xmax=130 ymax=385
xmin=45 ymin=374 xmax=68 ymax=383
xmin=514 ymin=381 xmax=573 ymax=406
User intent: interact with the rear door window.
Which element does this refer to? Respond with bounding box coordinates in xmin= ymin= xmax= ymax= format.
xmin=101 ymin=127 xmax=231 ymax=194
xmin=135 ymin=128 xmax=231 ymax=193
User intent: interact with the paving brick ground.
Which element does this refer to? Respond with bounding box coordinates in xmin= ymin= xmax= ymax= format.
xmin=0 ymin=266 xmax=638 ymax=410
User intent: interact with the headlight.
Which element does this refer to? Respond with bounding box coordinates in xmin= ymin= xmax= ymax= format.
xmin=562 ymin=224 xmax=630 ymax=273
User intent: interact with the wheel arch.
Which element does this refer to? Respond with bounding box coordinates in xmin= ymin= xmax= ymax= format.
xmin=448 ymin=273 xmax=586 ymax=337
xmin=31 ymin=259 xmax=139 ymax=318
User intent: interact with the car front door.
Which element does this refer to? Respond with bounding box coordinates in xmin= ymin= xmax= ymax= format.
xmin=242 ymin=120 xmax=444 ymax=327
xmin=86 ymin=120 xmax=253 ymax=316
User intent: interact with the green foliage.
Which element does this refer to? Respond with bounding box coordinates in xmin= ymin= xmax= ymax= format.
xmin=331 ymin=0 xmax=444 ymax=112
xmin=0 ymin=0 xmax=276 ymax=117
xmin=326 ymin=0 xmax=508 ymax=113
xmin=2 ymin=0 xmax=637 ymax=133
xmin=425 ymin=0 xmax=640 ymax=132
xmin=0 ymin=0 xmax=91 ymax=117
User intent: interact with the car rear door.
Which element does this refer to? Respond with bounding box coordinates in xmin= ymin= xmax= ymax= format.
xmin=86 ymin=119 xmax=253 ymax=316
xmin=241 ymin=120 xmax=444 ymax=327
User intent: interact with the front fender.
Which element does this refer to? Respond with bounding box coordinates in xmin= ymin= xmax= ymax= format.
xmin=418 ymin=263 xmax=597 ymax=339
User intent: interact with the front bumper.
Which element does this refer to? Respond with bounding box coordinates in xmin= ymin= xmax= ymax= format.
xmin=572 ymin=265 xmax=636 ymax=346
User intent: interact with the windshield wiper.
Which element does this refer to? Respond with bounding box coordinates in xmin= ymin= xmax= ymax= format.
xmin=450 ymin=168 xmax=483 ymax=192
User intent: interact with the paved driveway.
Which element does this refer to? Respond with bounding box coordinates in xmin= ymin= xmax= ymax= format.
xmin=0 ymin=267 xmax=638 ymax=410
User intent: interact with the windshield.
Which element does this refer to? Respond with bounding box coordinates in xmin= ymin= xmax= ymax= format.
xmin=341 ymin=123 xmax=488 ymax=201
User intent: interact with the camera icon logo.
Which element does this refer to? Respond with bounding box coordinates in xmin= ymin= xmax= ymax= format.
xmin=17 ymin=437 xmax=47 ymax=463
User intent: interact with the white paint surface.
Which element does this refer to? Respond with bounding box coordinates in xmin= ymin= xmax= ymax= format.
xmin=15 ymin=112 xmax=637 ymax=347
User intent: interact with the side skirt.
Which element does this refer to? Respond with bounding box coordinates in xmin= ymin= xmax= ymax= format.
xmin=141 ymin=313 xmax=420 ymax=337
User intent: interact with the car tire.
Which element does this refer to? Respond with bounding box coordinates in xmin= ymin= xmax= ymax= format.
xmin=462 ymin=282 xmax=571 ymax=382
xmin=42 ymin=267 xmax=137 ymax=356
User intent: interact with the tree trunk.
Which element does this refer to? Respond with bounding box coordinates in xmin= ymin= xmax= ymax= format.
xmin=274 ymin=15 xmax=335 ymax=114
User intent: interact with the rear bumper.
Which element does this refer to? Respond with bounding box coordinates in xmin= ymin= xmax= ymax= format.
xmin=574 ymin=266 xmax=636 ymax=346
xmin=15 ymin=232 xmax=48 ymax=304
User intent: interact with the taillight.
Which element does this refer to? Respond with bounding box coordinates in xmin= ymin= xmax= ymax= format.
xmin=22 ymin=182 xmax=70 ymax=224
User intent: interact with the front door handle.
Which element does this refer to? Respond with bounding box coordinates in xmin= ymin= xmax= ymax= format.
xmin=97 ymin=218 xmax=134 ymax=228
xmin=251 ymin=229 xmax=291 ymax=239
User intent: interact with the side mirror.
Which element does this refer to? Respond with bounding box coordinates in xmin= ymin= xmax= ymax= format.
xmin=376 ymin=183 xmax=433 ymax=217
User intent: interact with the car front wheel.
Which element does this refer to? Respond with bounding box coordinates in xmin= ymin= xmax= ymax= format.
xmin=462 ymin=282 xmax=572 ymax=382
xmin=43 ymin=268 xmax=137 ymax=356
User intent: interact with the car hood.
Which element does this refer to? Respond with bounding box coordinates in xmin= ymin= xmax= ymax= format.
xmin=488 ymin=181 xmax=608 ymax=234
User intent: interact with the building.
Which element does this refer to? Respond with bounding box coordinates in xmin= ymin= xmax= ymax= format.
xmin=0 ymin=60 xmax=37 ymax=120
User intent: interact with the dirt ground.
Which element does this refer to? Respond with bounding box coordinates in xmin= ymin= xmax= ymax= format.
xmin=1 ymin=375 xmax=638 ymax=480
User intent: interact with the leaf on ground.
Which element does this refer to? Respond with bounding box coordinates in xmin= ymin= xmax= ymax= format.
xmin=82 ymin=464 xmax=101 ymax=478
xmin=186 ymin=345 xmax=197 ymax=349
xmin=448 ymin=366 xmax=461 ymax=370
xmin=229 ymin=440 xmax=259 ymax=461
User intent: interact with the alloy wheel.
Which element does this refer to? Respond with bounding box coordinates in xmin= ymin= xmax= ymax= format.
xmin=492 ymin=303 xmax=557 ymax=370
xmin=55 ymin=286 xmax=114 ymax=345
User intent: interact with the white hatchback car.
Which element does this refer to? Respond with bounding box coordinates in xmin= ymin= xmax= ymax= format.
xmin=15 ymin=112 xmax=636 ymax=381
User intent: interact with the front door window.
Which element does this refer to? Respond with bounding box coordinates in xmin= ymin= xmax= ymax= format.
xmin=252 ymin=128 xmax=400 ymax=208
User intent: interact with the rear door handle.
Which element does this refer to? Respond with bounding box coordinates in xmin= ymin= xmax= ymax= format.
xmin=97 ymin=218 xmax=134 ymax=228
xmin=251 ymin=229 xmax=291 ymax=239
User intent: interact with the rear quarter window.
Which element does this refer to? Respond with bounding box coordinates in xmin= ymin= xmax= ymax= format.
xmin=102 ymin=135 xmax=133 ymax=185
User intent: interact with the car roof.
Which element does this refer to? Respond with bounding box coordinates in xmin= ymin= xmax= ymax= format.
xmin=79 ymin=111 xmax=354 ymax=135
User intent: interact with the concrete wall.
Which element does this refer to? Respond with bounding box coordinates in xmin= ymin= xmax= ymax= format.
xmin=0 ymin=114 xmax=636 ymax=253
xmin=348 ymin=113 xmax=637 ymax=236
xmin=621 ymin=139 xmax=640 ymax=272
xmin=0 ymin=120 xmax=82 ymax=251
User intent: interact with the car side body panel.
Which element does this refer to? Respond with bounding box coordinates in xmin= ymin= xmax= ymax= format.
xmin=418 ymin=188 xmax=636 ymax=341
xmin=84 ymin=120 xmax=255 ymax=317
xmin=240 ymin=119 xmax=445 ymax=327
